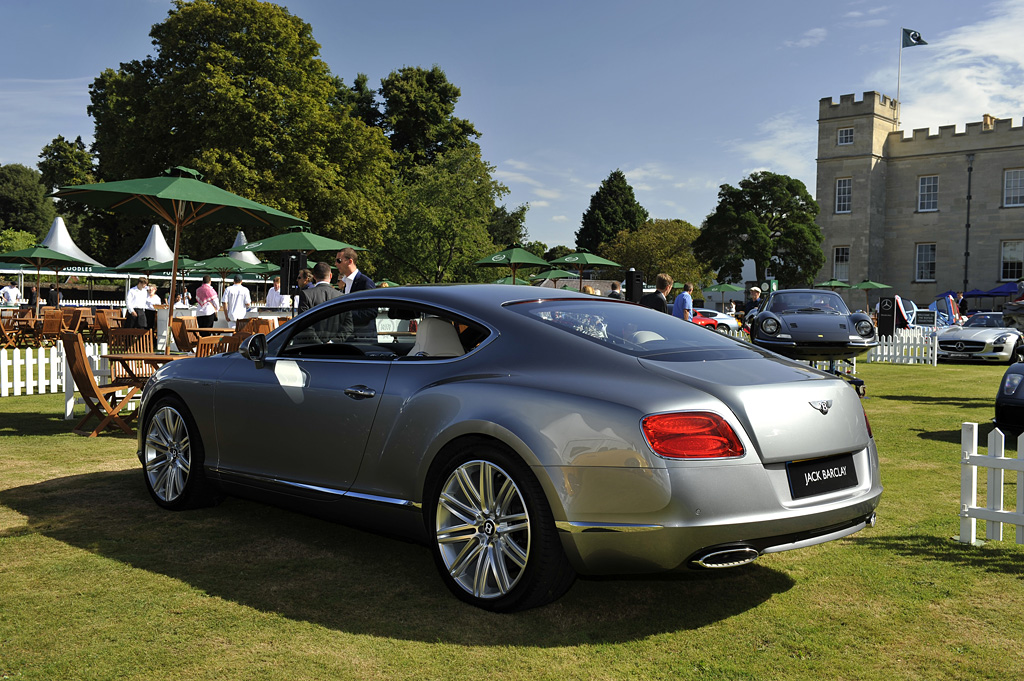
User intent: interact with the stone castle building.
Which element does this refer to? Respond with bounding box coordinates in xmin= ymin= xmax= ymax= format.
xmin=816 ymin=91 xmax=1024 ymax=309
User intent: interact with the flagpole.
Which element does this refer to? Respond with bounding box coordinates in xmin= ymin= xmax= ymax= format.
xmin=896 ymin=27 xmax=904 ymax=130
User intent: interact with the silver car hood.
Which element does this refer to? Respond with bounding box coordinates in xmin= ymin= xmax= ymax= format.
xmin=638 ymin=356 xmax=869 ymax=464
xmin=939 ymin=327 xmax=1014 ymax=341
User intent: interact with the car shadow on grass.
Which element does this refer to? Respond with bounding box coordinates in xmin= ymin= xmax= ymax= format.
xmin=872 ymin=394 xmax=994 ymax=408
xmin=0 ymin=470 xmax=795 ymax=645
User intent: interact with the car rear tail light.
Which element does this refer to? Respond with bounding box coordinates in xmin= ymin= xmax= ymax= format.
xmin=862 ymin=405 xmax=873 ymax=438
xmin=642 ymin=412 xmax=744 ymax=459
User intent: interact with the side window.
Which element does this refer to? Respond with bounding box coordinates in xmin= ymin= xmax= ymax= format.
xmin=275 ymin=301 xmax=490 ymax=360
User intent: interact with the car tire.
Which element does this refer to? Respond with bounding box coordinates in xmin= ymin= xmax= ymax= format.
xmin=426 ymin=440 xmax=576 ymax=612
xmin=141 ymin=395 xmax=222 ymax=511
xmin=1012 ymin=341 xmax=1024 ymax=364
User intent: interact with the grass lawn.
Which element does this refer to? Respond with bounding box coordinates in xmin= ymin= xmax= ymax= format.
xmin=2 ymin=363 xmax=1024 ymax=680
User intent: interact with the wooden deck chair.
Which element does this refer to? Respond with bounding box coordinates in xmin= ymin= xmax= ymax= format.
xmin=218 ymin=334 xmax=245 ymax=354
xmin=169 ymin=317 xmax=194 ymax=353
xmin=35 ymin=308 xmax=65 ymax=347
xmin=249 ymin=318 xmax=274 ymax=336
xmin=234 ymin=318 xmax=255 ymax=336
xmin=194 ymin=336 xmax=224 ymax=357
xmin=106 ymin=328 xmax=155 ymax=385
xmin=1 ymin=316 xmax=20 ymax=349
xmin=93 ymin=309 xmax=115 ymax=342
xmin=61 ymin=332 xmax=136 ymax=437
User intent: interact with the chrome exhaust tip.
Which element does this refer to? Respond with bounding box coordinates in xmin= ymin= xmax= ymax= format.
xmin=694 ymin=546 xmax=760 ymax=569
xmin=867 ymin=512 xmax=877 ymax=528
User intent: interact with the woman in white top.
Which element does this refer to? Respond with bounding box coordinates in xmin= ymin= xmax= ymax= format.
xmin=145 ymin=285 xmax=161 ymax=330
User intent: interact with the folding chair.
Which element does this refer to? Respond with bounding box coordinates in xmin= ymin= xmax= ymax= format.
xmin=169 ymin=317 xmax=195 ymax=353
xmin=61 ymin=332 xmax=136 ymax=437
xmin=1 ymin=316 xmax=20 ymax=349
xmin=194 ymin=336 xmax=224 ymax=357
xmin=34 ymin=308 xmax=64 ymax=347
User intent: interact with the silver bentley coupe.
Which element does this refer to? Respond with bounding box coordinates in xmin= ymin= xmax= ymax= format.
xmin=137 ymin=285 xmax=882 ymax=611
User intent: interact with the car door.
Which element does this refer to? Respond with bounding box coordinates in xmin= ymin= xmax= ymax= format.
xmin=213 ymin=300 xmax=390 ymax=493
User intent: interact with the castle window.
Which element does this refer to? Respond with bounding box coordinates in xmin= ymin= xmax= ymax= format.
xmin=1005 ymin=169 xmax=1024 ymax=207
xmin=918 ymin=176 xmax=938 ymax=212
xmin=835 ymin=178 xmax=852 ymax=213
xmin=1002 ymin=241 xmax=1023 ymax=281
xmin=833 ymin=246 xmax=850 ymax=281
xmin=837 ymin=128 xmax=854 ymax=145
xmin=915 ymin=244 xmax=936 ymax=282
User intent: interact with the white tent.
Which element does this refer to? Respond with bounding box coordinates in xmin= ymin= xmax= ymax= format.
xmin=227 ymin=230 xmax=261 ymax=265
xmin=117 ymin=224 xmax=175 ymax=268
xmin=40 ymin=216 xmax=104 ymax=266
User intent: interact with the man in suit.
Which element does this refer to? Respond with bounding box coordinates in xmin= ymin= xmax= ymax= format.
xmin=298 ymin=262 xmax=342 ymax=312
xmin=335 ymin=247 xmax=375 ymax=294
xmin=639 ymin=273 xmax=673 ymax=313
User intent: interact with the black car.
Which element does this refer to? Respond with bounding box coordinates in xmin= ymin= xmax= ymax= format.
xmin=746 ymin=289 xmax=878 ymax=362
xmin=995 ymin=362 xmax=1024 ymax=434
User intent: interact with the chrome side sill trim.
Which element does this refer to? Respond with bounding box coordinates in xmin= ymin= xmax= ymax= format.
xmin=555 ymin=521 xmax=662 ymax=534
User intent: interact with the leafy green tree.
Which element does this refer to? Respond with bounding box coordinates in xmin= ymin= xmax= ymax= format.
xmin=0 ymin=164 xmax=57 ymax=241
xmin=338 ymin=73 xmax=382 ymax=129
xmin=602 ymin=218 xmax=712 ymax=286
xmin=379 ymin=65 xmax=480 ymax=170
xmin=38 ymin=135 xmax=96 ymax=240
xmin=0 ymin=228 xmax=35 ymax=252
xmin=87 ymin=0 xmax=395 ymax=264
xmin=694 ymin=171 xmax=823 ymax=288
xmin=382 ymin=147 xmax=506 ymax=284
xmin=543 ymin=244 xmax=573 ymax=261
xmin=576 ymin=169 xmax=648 ymax=252
xmin=487 ymin=203 xmax=529 ymax=247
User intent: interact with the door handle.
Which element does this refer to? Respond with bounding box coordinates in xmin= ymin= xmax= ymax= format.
xmin=344 ymin=385 xmax=376 ymax=399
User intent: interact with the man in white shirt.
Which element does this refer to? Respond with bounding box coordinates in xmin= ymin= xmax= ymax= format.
xmin=125 ymin=277 xmax=150 ymax=329
xmin=222 ymin=274 xmax=252 ymax=322
xmin=1 ymin=281 xmax=20 ymax=305
xmin=265 ymin=276 xmax=286 ymax=307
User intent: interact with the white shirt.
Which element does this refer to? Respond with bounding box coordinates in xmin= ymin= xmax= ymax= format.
xmin=222 ymin=283 xmax=252 ymax=322
xmin=0 ymin=285 xmax=19 ymax=305
xmin=146 ymin=293 xmax=161 ymax=310
xmin=266 ymin=286 xmax=286 ymax=307
xmin=341 ymin=268 xmax=360 ymax=294
xmin=126 ymin=285 xmax=148 ymax=312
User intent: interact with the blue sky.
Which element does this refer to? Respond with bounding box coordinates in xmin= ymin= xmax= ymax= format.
xmin=3 ymin=0 xmax=1024 ymax=249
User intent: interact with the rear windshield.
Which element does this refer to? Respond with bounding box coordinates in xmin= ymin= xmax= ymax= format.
xmin=506 ymin=299 xmax=762 ymax=362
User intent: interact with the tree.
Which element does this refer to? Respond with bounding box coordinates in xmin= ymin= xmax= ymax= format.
xmin=37 ymin=135 xmax=96 ymax=240
xmin=382 ymin=147 xmax=506 ymax=284
xmin=576 ymin=169 xmax=648 ymax=252
xmin=487 ymin=203 xmax=529 ymax=247
xmin=0 ymin=228 xmax=35 ymax=253
xmin=0 ymin=164 xmax=57 ymax=241
xmin=86 ymin=0 xmax=395 ymax=264
xmin=543 ymin=244 xmax=573 ymax=261
xmin=603 ymin=219 xmax=712 ymax=286
xmin=694 ymin=171 xmax=824 ymax=288
xmin=378 ymin=65 xmax=481 ymax=170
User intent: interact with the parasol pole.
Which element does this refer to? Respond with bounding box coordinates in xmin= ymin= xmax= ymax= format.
xmin=165 ymin=201 xmax=185 ymax=354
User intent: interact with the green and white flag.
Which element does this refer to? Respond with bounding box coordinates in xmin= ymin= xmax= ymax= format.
xmin=902 ymin=28 xmax=927 ymax=47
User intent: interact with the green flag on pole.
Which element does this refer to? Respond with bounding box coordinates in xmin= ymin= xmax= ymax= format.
xmin=902 ymin=28 xmax=927 ymax=48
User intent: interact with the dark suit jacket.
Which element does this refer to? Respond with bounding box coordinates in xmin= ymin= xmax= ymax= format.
xmin=347 ymin=270 xmax=375 ymax=293
xmin=298 ymin=281 xmax=342 ymax=313
xmin=638 ymin=291 xmax=668 ymax=313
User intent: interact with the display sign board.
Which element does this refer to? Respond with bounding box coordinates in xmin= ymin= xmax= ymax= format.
xmin=877 ymin=297 xmax=897 ymax=338
xmin=915 ymin=310 xmax=937 ymax=326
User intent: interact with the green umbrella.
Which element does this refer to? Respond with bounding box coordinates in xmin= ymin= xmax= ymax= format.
xmin=237 ymin=225 xmax=364 ymax=256
xmin=493 ymin=276 xmax=532 ymax=286
xmin=815 ymin=279 xmax=852 ymax=291
xmin=51 ymin=166 xmax=307 ymax=352
xmin=529 ymin=268 xmax=579 ymax=281
xmin=0 ymin=244 xmax=93 ymax=315
xmin=699 ymin=282 xmax=745 ymax=308
xmin=849 ymin=279 xmax=892 ymax=312
xmin=475 ymin=244 xmax=550 ymax=283
xmin=191 ymin=254 xmax=268 ymax=287
xmin=547 ymin=249 xmax=620 ymax=291
xmin=378 ymin=279 xmax=402 ymax=288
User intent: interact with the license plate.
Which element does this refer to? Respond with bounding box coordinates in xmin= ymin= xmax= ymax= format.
xmin=948 ymin=352 xmax=971 ymax=358
xmin=787 ymin=453 xmax=858 ymax=499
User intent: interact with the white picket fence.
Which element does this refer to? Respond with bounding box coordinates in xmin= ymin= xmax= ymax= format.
xmin=0 ymin=342 xmax=130 ymax=419
xmin=0 ymin=346 xmax=64 ymax=397
xmin=865 ymin=327 xmax=937 ymax=365
xmin=958 ymin=422 xmax=1024 ymax=545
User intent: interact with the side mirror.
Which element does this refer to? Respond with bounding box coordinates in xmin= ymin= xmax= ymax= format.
xmin=240 ymin=333 xmax=268 ymax=368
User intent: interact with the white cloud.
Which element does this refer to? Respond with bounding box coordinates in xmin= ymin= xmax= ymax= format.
xmin=729 ymin=111 xmax=817 ymax=185
xmin=784 ymin=28 xmax=827 ymax=48
xmin=551 ymin=215 xmax=569 ymax=222
xmin=534 ymin=188 xmax=562 ymax=200
xmin=531 ymin=200 xmax=550 ymax=207
xmin=872 ymin=0 xmax=1024 ymax=132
